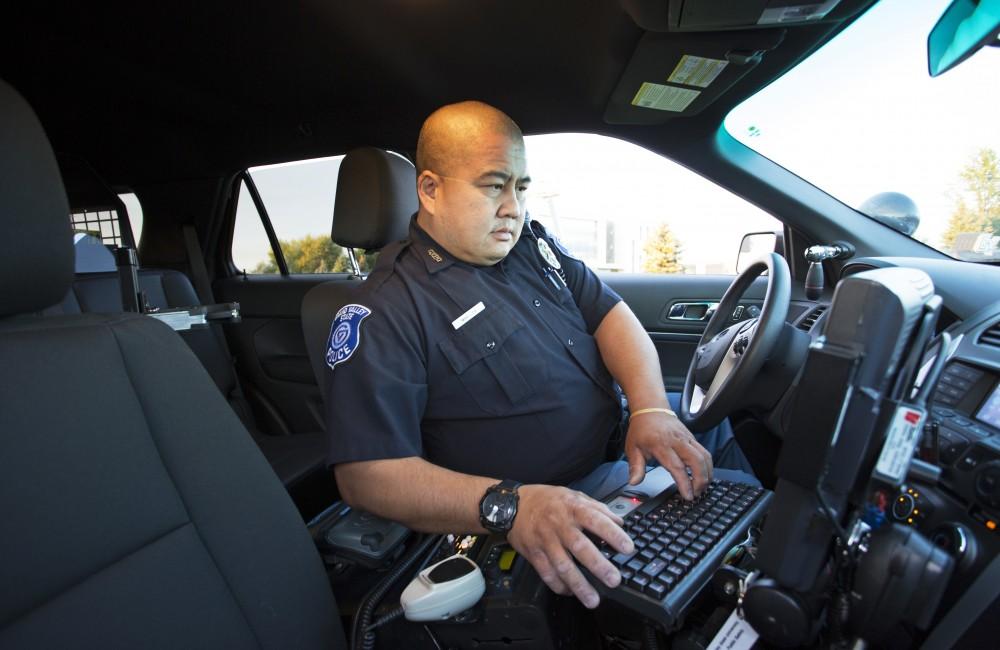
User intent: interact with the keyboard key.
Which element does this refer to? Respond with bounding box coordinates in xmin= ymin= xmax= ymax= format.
xmin=611 ymin=549 xmax=637 ymax=566
xmin=620 ymin=567 xmax=634 ymax=581
xmin=646 ymin=580 xmax=667 ymax=599
xmin=666 ymin=563 xmax=686 ymax=578
xmin=659 ymin=573 xmax=676 ymax=590
xmin=683 ymin=548 xmax=700 ymax=561
xmin=668 ymin=542 xmax=685 ymax=554
xmin=675 ymin=556 xmax=693 ymax=569
xmin=626 ymin=558 xmax=645 ymax=573
xmin=690 ymin=541 xmax=708 ymax=553
xmin=648 ymin=541 xmax=664 ymax=553
xmin=629 ymin=574 xmax=650 ymax=591
xmin=657 ymin=551 xmax=676 ymax=564
xmin=638 ymin=549 xmax=656 ymax=562
xmin=641 ymin=558 xmax=667 ymax=579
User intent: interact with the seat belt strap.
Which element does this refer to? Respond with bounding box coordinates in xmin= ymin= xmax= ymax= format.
xmin=182 ymin=224 xmax=214 ymax=304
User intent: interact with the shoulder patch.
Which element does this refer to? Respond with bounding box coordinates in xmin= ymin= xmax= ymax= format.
xmin=326 ymin=303 xmax=372 ymax=370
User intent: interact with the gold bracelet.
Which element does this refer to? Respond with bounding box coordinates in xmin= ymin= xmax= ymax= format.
xmin=630 ymin=407 xmax=677 ymax=418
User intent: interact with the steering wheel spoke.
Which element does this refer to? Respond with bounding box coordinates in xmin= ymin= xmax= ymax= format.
xmin=680 ymin=254 xmax=790 ymax=430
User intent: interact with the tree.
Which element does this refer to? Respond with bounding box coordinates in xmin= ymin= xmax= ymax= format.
xmin=252 ymin=234 xmax=376 ymax=274
xmin=942 ymin=148 xmax=1000 ymax=250
xmin=642 ymin=223 xmax=683 ymax=274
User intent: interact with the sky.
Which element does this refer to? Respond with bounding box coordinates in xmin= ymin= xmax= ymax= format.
xmin=726 ymin=0 xmax=1000 ymax=250
xmin=223 ymin=0 xmax=1000 ymax=273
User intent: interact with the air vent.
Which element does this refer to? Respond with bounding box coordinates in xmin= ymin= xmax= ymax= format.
xmin=797 ymin=305 xmax=828 ymax=332
xmin=980 ymin=322 xmax=1000 ymax=349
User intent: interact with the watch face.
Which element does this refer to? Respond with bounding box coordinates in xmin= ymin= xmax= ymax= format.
xmin=482 ymin=491 xmax=515 ymax=527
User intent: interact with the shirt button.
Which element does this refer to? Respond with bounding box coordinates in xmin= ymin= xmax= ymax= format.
xmin=486 ymin=340 xmax=496 ymax=350
xmin=567 ymin=338 xmax=575 ymax=347
xmin=533 ymin=299 xmax=541 ymax=307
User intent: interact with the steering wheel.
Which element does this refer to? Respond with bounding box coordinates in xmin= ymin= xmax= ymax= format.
xmin=680 ymin=252 xmax=790 ymax=431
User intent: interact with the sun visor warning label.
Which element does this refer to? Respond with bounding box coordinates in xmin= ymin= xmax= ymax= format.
xmin=668 ymin=55 xmax=728 ymax=88
xmin=631 ymin=83 xmax=699 ymax=112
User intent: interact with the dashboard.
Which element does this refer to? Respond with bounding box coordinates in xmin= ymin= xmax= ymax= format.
xmin=789 ymin=256 xmax=1000 ymax=600
xmin=903 ymin=304 xmax=1000 ymax=590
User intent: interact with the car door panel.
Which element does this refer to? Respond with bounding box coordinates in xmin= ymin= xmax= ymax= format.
xmin=215 ymin=274 xmax=343 ymax=434
xmin=602 ymin=274 xmax=768 ymax=391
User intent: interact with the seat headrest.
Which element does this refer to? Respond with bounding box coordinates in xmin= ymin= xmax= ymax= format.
xmin=0 ymin=79 xmax=74 ymax=316
xmin=331 ymin=147 xmax=416 ymax=250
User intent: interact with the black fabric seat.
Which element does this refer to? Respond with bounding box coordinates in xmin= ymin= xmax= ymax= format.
xmin=302 ymin=147 xmax=416 ymax=396
xmin=54 ymin=158 xmax=329 ymax=489
xmin=48 ymin=266 xmax=328 ymax=488
xmin=0 ymin=78 xmax=345 ymax=649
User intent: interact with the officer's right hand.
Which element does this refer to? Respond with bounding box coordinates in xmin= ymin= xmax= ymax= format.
xmin=506 ymin=484 xmax=635 ymax=609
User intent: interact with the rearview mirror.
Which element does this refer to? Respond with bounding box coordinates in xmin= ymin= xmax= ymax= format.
xmin=736 ymin=231 xmax=779 ymax=274
xmin=928 ymin=0 xmax=1000 ymax=77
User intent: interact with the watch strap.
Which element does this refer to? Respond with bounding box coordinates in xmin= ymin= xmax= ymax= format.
xmin=495 ymin=479 xmax=522 ymax=493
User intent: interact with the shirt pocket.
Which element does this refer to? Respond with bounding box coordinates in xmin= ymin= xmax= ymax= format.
xmin=437 ymin=305 xmax=531 ymax=414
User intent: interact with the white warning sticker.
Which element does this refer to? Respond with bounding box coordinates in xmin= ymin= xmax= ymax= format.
xmin=707 ymin=608 xmax=759 ymax=650
xmin=631 ymin=83 xmax=699 ymax=112
xmin=668 ymin=55 xmax=729 ymax=88
xmin=874 ymin=404 xmax=926 ymax=485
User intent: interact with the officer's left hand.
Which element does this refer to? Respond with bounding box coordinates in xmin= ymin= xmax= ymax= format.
xmin=624 ymin=412 xmax=712 ymax=499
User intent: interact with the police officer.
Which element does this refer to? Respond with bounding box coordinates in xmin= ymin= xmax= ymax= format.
xmin=327 ymin=101 xmax=748 ymax=609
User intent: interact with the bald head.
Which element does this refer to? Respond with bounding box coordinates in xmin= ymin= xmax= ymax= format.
xmin=416 ymin=101 xmax=523 ymax=176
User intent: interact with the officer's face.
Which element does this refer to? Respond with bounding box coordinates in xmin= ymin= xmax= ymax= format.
xmin=421 ymin=133 xmax=530 ymax=266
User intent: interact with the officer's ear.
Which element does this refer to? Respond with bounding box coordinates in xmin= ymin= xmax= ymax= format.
xmin=417 ymin=171 xmax=440 ymax=215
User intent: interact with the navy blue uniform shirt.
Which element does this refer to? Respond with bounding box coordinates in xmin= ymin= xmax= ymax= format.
xmin=325 ymin=217 xmax=623 ymax=485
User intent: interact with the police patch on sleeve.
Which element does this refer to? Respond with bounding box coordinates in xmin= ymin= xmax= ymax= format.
xmin=326 ymin=303 xmax=372 ymax=370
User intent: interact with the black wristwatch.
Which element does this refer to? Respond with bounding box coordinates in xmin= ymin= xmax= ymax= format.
xmin=479 ymin=479 xmax=522 ymax=535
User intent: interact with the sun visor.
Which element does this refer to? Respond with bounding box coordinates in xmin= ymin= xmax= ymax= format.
xmin=604 ymin=29 xmax=784 ymax=125
xmin=620 ymin=0 xmax=853 ymax=32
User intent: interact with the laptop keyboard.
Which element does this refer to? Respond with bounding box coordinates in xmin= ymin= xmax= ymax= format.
xmin=593 ymin=480 xmax=771 ymax=630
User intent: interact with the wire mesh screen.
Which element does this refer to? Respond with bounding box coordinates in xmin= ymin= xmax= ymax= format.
xmin=70 ymin=209 xmax=123 ymax=247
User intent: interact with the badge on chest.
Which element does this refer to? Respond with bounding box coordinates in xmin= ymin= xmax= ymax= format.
xmin=536 ymin=239 xmax=561 ymax=270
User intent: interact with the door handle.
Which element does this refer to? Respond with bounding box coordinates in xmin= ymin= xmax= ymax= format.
xmin=667 ymin=302 xmax=719 ymax=321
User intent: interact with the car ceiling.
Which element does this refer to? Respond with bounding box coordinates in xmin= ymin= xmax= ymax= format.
xmin=2 ymin=0 xmax=875 ymax=187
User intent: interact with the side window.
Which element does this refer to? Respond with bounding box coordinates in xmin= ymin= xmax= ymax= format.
xmin=524 ymin=134 xmax=781 ymax=274
xmin=231 ymin=154 xmax=378 ymax=275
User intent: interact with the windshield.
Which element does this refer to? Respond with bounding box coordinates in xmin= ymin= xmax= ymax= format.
xmin=726 ymin=0 xmax=1000 ymax=262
